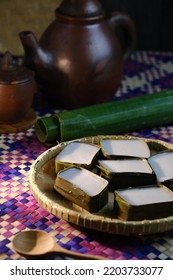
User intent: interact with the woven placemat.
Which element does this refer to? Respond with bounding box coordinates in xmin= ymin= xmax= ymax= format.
xmin=1 ymin=51 xmax=173 ymax=260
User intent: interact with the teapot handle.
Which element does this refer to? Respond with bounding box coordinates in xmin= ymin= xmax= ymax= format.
xmin=107 ymin=12 xmax=136 ymax=61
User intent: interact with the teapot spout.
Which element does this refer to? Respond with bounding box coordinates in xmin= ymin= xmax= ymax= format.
xmin=19 ymin=31 xmax=46 ymax=70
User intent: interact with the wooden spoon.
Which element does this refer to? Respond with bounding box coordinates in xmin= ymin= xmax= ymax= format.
xmin=12 ymin=230 xmax=107 ymax=260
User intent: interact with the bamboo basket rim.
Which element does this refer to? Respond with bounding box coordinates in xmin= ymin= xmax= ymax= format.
xmin=29 ymin=135 xmax=173 ymax=235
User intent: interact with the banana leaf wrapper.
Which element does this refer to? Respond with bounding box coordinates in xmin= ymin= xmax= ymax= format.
xmin=35 ymin=90 xmax=173 ymax=145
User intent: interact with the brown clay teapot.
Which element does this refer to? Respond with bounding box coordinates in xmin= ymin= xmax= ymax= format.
xmin=19 ymin=0 xmax=136 ymax=109
xmin=0 ymin=51 xmax=35 ymax=124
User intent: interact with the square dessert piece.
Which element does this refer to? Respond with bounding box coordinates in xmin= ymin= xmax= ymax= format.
xmin=100 ymin=139 xmax=150 ymax=158
xmin=55 ymin=141 xmax=100 ymax=172
xmin=54 ymin=167 xmax=109 ymax=213
xmin=114 ymin=185 xmax=173 ymax=220
xmin=98 ymin=159 xmax=156 ymax=189
xmin=148 ymin=151 xmax=173 ymax=185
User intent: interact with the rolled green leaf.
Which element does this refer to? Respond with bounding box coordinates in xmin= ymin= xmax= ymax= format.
xmin=35 ymin=90 xmax=173 ymax=145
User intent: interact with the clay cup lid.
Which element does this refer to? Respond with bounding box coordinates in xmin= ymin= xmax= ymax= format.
xmin=0 ymin=51 xmax=34 ymax=85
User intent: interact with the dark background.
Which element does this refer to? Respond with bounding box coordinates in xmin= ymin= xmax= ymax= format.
xmin=99 ymin=0 xmax=173 ymax=51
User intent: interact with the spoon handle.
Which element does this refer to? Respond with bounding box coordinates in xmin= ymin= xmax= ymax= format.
xmin=54 ymin=244 xmax=107 ymax=260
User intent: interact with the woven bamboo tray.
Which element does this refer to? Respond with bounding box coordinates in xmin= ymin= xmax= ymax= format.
xmin=29 ymin=135 xmax=173 ymax=235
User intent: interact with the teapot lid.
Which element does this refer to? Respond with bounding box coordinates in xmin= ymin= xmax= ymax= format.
xmin=0 ymin=51 xmax=34 ymax=84
xmin=56 ymin=0 xmax=105 ymax=18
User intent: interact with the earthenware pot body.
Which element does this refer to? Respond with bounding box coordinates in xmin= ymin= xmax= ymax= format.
xmin=19 ymin=0 xmax=135 ymax=109
xmin=0 ymin=52 xmax=35 ymax=124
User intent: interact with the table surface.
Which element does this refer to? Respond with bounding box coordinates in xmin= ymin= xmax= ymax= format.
xmin=1 ymin=51 xmax=173 ymax=260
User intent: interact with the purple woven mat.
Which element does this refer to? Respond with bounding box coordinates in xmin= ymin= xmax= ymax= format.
xmin=1 ymin=51 xmax=173 ymax=260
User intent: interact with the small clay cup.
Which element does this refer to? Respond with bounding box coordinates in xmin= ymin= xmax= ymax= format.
xmin=0 ymin=51 xmax=36 ymax=124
